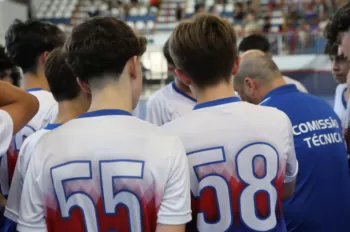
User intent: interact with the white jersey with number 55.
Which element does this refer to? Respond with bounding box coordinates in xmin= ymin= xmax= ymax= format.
xmin=17 ymin=109 xmax=191 ymax=232
xmin=163 ymin=97 xmax=298 ymax=232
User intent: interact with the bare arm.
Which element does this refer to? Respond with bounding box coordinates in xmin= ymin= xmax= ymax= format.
xmin=283 ymin=178 xmax=296 ymax=200
xmin=0 ymin=81 xmax=39 ymax=134
xmin=156 ymin=224 xmax=185 ymax=232
xmin=0 ymin=193 xmax=6 ymax=213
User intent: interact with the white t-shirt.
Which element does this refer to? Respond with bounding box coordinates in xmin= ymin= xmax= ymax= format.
xmin=334 ymin=83 xmax=347 ymax=125
xmin=146 ymin=82 xmax=196 ymax=126
xmin=0 ymin=110 xmax=13 ymax=155
xmin=163 ymin=97 xmax=298 ymax=231
xmin=4 ymin=124 xmax=61 ymax=223
xmin=283 ymin=76 xmax=308 ymax=93
xmin=17 ymin=109 xmax=191 ymax=232
xmin=0 ymin=89 xmax=57 ymax=197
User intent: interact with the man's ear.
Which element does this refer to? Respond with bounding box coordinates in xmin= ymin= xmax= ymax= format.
xmin=129 ymin=56 xmax=139 ymax=80
xmin=40 ymin=51 xmax=50 ymax=64
xmin=232 ymin=56 xmax=241 ymax=76
xmin=175 ymin=69 xmax=192 ymax=86
xmin=77 ymin=78 xmax=91 ymax=94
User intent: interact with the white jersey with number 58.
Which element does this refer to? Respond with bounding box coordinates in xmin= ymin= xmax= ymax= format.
xmin=163 ymin=97 xmax=298 ymax=232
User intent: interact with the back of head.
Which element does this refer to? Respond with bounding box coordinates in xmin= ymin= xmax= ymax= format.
xmin=163 ymin=39 xmax=174 ymax=67
xmin=45 ymin=47 xmax=81 ymax=102
xmin=238 ymin=34 xmax=270 ymax=53
xmin=5 ymin=19 xmax=66 ymax=73
xmin=65 ymin=17 xmax=147 ymax=86
xmin=0 ymin=44 xmax=21 ymax=86
xmin=235 ymin=50 xmax=282 ymax=85
xmin=169 ymin=13 xmax=238 ymax=87
xmin=0 ymin=45 xmax=14 ymax=76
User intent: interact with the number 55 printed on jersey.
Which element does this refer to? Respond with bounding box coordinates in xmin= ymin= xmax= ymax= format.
xmin=187 ymin=143 xmax=279 ymax=231
xmin=51 ymin=159 xmax=144 ymax=232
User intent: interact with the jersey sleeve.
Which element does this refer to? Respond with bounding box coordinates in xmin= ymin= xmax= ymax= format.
xmin=283 ymin=117 xmax=298 ymax=183
xmin=157 ymin=137 xmax=192 ymax=225
xmin=17 ymin=147 xmax=46 ymax=232
xmin=0 ymin=109 xmax=13 ymax=155
xmin=4 ymin=133 xmax=40 ymax=223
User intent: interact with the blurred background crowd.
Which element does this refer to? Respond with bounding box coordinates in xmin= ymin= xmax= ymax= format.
xmin=25 ymin=0 xmax=345 ymax=54
xmin=0 ymin=0 xmax=347 ymax=118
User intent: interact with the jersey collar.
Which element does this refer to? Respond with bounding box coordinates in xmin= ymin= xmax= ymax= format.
xmin=78 ymin=109 xmax=132 ymax=119
xmin=193 ymin=96 xmax=240 ymax=110
xmin=44 ymin=123 xmax=62 ymax=130
xmin=172 ymin=82 xmax=196 ymax=102
xmin=26 ymin=88 xmax=43 ymax=92
xmin=261 ymin=84 xmax=299 ymax=104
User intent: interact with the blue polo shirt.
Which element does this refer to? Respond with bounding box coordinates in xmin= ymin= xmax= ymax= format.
xmin=261 ymin=84 xmax=350 ymax=232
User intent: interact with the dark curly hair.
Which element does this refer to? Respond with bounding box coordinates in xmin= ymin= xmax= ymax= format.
xmin=5 ymin=19 xmax=66 ymax=73
xmin=0 ymin=45 xmax=14 ymax=71
xmin=324 ymin=2 xmax=350 ymax=53
xmin=238 ymin=34 xmax=270 ymax=53
xmin=65 ymin=17 xmax=147 ymax=84
xmin=0 ymin=45 xmax=19 ymax=85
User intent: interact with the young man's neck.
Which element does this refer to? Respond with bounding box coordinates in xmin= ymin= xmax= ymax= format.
xmin=89 ymin=82 xmax=133 ymax=113
xmin=22 ymin=72 xmax=50 ymax=91
xmin=194 ymin=81 xmax=236 ymax=104
xmin=174 ymin=78 xmax=194 ymax=98
xmin=53 ymin=99 xmax=88 ymax=124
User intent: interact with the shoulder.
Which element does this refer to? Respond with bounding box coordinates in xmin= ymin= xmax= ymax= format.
xmin=249 ymin=103 xmax=290 ymax=124
xmin=22 ymin=129 xmax=50 ymax=150
xmin=34 ymin=90 xmax=57 ymax=107
xmin=336 ymin=83 xmax=347 ymax=92
xmin=0 ymin=109 xmax=13 ymax=155
xmin=0 ymin=109 xmax=12 ymax=126
xmin=283 ymin=76 xmax=308 ymax=92
xmin=147 ymin=84 xmax=172 ymax=105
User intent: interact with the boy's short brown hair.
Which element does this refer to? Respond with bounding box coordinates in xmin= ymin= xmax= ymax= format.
xmin=169 ymin=14 xmax=238 ymax=87
xmin=65 ymin=17 xmax=147 ymax=84
xmin=45 ymin=47 xmax=81 ymax=102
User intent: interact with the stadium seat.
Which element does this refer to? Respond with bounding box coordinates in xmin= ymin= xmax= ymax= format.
xmin=129 ymin=7 xmax=139 ymax=16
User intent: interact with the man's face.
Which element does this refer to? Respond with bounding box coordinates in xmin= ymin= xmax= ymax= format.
xmin=330 ymin=52 xmax=350 ymax=84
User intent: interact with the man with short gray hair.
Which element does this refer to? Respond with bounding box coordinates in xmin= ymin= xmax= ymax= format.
xmin=234 ymin=50 xmax=350 ymax=232
xmin=238 ymin=34 xmax=308 ymax=93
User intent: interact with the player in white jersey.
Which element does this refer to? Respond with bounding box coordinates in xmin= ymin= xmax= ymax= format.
xmin=0 ymin=81 xmax=39 ymax=226
xmin=0 ymin=81 xmax=39 ymax=159
xmin=0 ymin=20 xmax=66 ymax=201
xmin=146 ymin=39 xmax=196 ymax=125
xmin=163 ymin=14 xmax=298 ymax=232
xmin=17 ymin=17 xmax=191 ymax=232
xmin=324 ymin=44 xmax=350 ymax=124
xmin=3 ymin=48 xmax=91 ymax=229
xmin=238 ymin=34 xmax=308 ymax=93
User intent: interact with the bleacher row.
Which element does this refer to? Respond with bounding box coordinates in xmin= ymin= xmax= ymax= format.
xmin=35 ymin=0 xmax=285 ymax=33
xmin=35 ymin=0 xmax=158 ymax=32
